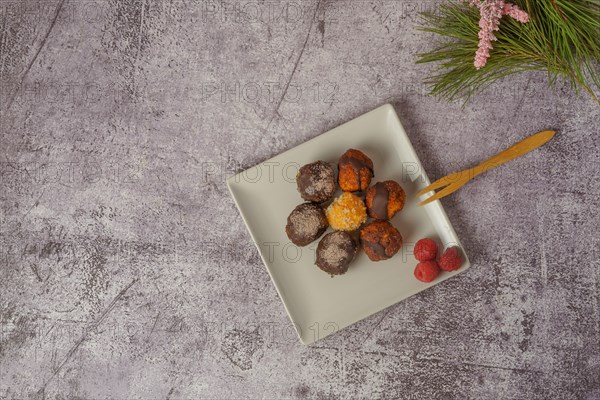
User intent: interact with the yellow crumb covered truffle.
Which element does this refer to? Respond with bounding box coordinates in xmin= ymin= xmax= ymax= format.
xmin=326 ymin=192 xmax=367 ymax=231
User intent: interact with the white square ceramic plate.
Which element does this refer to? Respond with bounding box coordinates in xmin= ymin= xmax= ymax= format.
xmin=227 ymin=104 xmax=470 ymax=344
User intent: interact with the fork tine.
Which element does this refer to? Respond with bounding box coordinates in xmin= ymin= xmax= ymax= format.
xmin=415 ymin=178 xmax=450 ymax=197
xmin=417 ymin=180 xmax=465 ymax=207
xmin=415 ymin=172 xmax=461 ymax=197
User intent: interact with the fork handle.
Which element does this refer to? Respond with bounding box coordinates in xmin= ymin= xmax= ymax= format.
xmin=470 ymin=130 xmax=555 ymax=177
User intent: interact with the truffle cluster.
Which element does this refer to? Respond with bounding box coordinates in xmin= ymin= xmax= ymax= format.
xmin=285 ymin=148 xmax=408 ymax=276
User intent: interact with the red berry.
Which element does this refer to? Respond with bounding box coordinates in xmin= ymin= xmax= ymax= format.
xmin=439 ymin=246 xmax=463 ymax=272
xmin=414 ymin=238 xmax=438 ymax=261
xmin=414 ymin=260 xmax=440 ymax=283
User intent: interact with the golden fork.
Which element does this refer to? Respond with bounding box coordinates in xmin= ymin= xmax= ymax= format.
xmin=416 ymin=130 xmax=556 ymax=207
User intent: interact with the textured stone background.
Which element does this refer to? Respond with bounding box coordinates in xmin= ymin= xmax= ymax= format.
xmin=1 ymin=0 xmax=599 ymax=399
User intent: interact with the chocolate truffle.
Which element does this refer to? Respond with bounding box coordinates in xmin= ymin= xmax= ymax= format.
xmin=316 ymin=231 xmax=358 ymax=276
xmin=296 ymin=161 xmax=336 ymax=203
xmin=360 ymin=220 xmax=403 ymax=261
xmin=286 ymin=203 xmax=328 ymax=246
xmin=338 ymin=149 xmax=374 ymax=192
xmin=325 ymin=192 xmax=367 ymax=231
xmin=365 ymin=180 xmax=406 ymax=220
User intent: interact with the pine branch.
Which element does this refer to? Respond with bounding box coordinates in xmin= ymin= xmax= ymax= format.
xmin=416 ymin=0 xmax=600 ymax=106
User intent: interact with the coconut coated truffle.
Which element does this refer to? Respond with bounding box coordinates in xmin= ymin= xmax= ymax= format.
xmin=325 ymin=192 xmax=367 ymax=231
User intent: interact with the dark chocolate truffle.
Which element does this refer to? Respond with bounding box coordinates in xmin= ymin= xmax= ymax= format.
xmin=338 ymin=149 xmax=374 ymax=192
xmin=296 ymin=161 xmax=336 ymax=203
xmin=286 ymin=203 xmax=328 ymax=246
xmin=315 ymin=231 xmax=357 ymax=275
xmin=365 ymin=180 xmax=406 ymax=220
xmin=360 ymin=220 xmax=402 ymax=261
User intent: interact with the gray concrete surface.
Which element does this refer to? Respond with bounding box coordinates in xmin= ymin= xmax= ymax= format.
xmin=1 ymin=0 xmax=599 ymax=399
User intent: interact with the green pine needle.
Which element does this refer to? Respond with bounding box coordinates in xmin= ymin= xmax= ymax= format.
xmin=416 ymin=0 xmax=600 ymax=106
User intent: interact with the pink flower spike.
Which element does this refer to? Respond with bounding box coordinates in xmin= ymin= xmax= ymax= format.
xmin=502 ymin=4 xmax=529 ymax=23
xmin=475 ymin=46 xmax=490 ymax=69
xmin=465 ymin=0 xmax=529 ymax=69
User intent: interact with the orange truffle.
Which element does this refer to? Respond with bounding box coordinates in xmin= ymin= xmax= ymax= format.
xmin=365 ymin=181 xmax=406 ymax=220
xmin=326 ymin=192 xmax=367 ymax=231
xmin=338 ymin=149 xmax=374 ymax=192
xmin=360 ymin=220 xmax=402 ymax=261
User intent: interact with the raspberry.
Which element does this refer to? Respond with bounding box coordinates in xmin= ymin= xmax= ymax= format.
xmin=414 ymin=238 xmax=438 ymax=261
xmin=439 ymin=246 xmax=463 ymax=272
xmin=414 ymin=260 xmax=440 ymax=283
